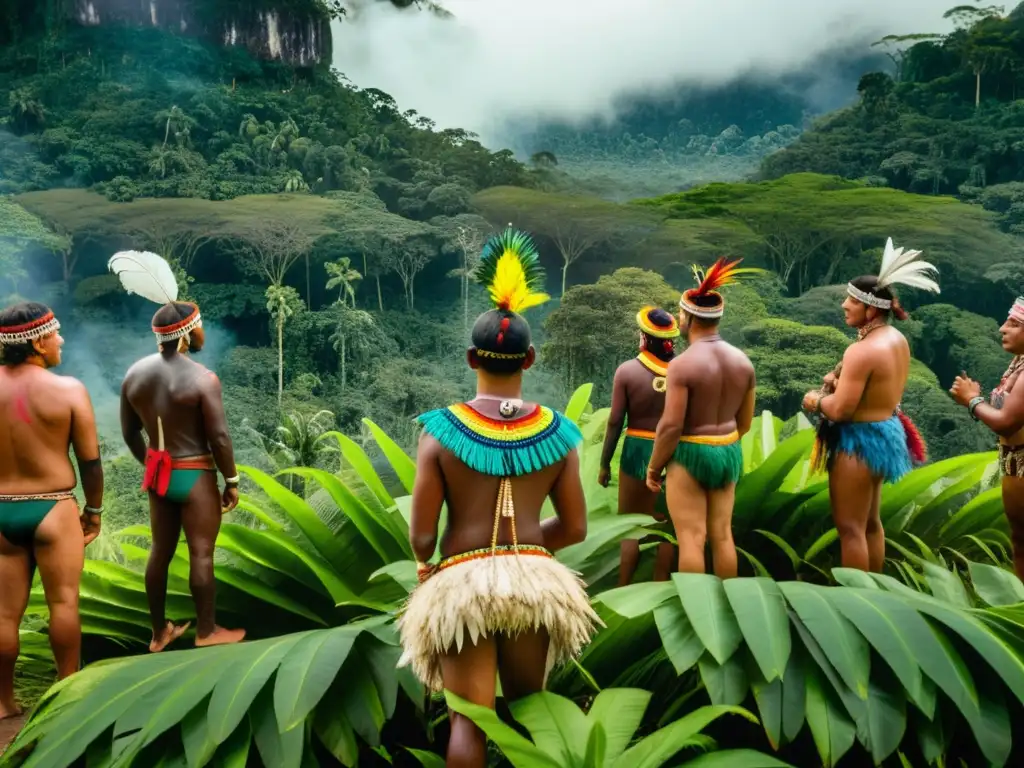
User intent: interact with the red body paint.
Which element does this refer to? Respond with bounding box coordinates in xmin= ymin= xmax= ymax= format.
xmin=13 ymin=394 xmax=31 ymax=424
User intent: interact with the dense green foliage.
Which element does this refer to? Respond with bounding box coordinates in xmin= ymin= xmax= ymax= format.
xmin=761 ymin=2 xmax=1024 ymax=200
xmin=6 ymin=396 xmax=1023 ymax=767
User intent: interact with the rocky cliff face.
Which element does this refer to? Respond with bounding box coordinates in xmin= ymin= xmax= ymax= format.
xmin=70 ymin=0 xmax=330 ymax=66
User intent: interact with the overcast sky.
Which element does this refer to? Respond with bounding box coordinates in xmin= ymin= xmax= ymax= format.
xmin=332 ymin=0 xmax=955 ymax=142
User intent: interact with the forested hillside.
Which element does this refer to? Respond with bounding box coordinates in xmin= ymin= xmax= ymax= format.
xmin=8 ymin=4 xmax=1024 ymax=767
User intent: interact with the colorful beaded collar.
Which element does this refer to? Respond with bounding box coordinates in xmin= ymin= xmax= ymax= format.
xmin=417 ymin=402 xmax=582 ymax=477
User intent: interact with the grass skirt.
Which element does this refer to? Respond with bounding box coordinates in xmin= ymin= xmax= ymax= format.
xmin=671 ymin=440 xmax=743 ymax=490
xmin=397 ymin=548 xmax=601 ymax=692
xmin=620 ymin=433 xmax=654 ymax=480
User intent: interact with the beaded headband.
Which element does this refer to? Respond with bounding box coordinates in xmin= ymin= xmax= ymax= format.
xmin=679 ymin=290 xmax=725 ymax=319
xmin=1010 ymin=297 xmax=1024 ymax=323
xmin=846 ymin=283 xmax=892 ymax=310
xmin=636 ymin=306 xmax=680 ymax=338
xmin=152 ymin=303 xmax=202 ymax=344
xmin=0 ymin=311 xmax=61 ymax=346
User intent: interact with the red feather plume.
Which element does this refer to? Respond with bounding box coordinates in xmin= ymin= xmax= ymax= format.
xmin=898 ymin=411 xmax=927 ymax=465
xmin=691 ymin=257 xmax=767 ymax=296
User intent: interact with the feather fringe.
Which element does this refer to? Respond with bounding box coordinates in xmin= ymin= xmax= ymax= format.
xmin=417 ymin=407 xmax=582 ymax=477
xmin=397 ymin=552 xmax=601 ymax=692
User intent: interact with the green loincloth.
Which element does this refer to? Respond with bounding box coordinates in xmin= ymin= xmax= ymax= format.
xmin=671 ymin=440 xmax=743 ymax=490
xmin=620 ymin=434 xmax=654 ymax=480
xmin=162 ymin=470 xmax=205 ymax=504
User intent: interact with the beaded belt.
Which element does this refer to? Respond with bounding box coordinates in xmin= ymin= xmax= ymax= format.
xmin=0 ymin=491 xmax=75 ymax=502
xmin=438 ymin=544 xmax=551 ymax=572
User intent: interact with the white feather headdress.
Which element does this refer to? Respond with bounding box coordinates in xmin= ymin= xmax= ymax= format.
xmin=108 ymin=251 xmax=201 ymax=343
xmin=847 ymin=237 xmax=940 ymax=310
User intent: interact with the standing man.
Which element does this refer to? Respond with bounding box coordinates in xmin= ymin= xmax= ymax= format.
xmin=646 ymin=259 xmax=761 ymax=579
xmin=111 ymin=251 xmax=245 ymax=652
xmin=599 ymin=306 xmax=679 ymax=585
xmin=398 ymin=228 xmax=599 ymax=768
xmin=950 ymin=296 xmax=1024 ymax=579
xmin=801 ymin=238 xmax=938 ymax=572
xmin=0 ymin=302 xmax=103 ymax=721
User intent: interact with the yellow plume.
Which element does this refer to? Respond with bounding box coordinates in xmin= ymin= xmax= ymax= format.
xmin=475 ymin=228 xmax=550 ymax=314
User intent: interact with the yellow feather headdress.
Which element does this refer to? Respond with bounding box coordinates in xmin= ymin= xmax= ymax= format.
xmin=473 ymin=227 xmax=550 ymax=314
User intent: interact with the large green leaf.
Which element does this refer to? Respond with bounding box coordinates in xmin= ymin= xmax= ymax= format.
xmin=674 ymin=573 xmax=742 ymax=665
xmin=443 ymin=691 xmax=562 ymax=768
xmin=363 ymin=417 xmax=417 ymax=495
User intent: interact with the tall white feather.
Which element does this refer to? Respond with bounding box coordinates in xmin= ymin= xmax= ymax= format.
xmin=108 ymin=251 xmax=178 ymax=305
xmin=875 ymin=238 xmax=940 ymax=294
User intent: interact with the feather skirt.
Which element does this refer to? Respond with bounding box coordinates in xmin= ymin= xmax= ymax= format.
xmin=397 ymin=551 xmax=601 ymax=692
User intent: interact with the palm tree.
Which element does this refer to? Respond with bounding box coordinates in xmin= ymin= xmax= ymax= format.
xmin=329 ymin=305 xmax=375 ymax=390
xmin=265 ymin=285 xmax=303 ymax=406
xmin=325 ymin=257 xmax=362 ymax=306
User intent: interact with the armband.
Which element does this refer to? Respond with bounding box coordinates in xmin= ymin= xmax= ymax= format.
xmin=84 ymin=505 xmax=103 ymax=517
xmin=224 ymin=475 xmax=240 ymax=486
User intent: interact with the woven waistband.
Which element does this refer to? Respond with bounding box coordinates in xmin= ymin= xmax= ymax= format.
xmin=625 ymin=428 xmax=656 ymax=440
xmin=625 ymin=429 xmax=739 ymax=446
xmin=0 ymin=491 xmax=75 ymax=502
xmin=171 ymin=455 xmax=215 ymax=470
xmin=438 ymin=544 xmax=552 ymax=572
xmin=679 ymin=431 xmax=739 ymax=446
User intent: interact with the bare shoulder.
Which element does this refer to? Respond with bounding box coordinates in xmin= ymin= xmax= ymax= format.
xmin=616 ymin=358 xmax=639 ymax=376
xmin=417 ymin=431 xmax=443 ymax=461
xmin=123 ymin=353 xmax=160 ymax=380
xmin=47 ymin=372 xmax=90 ymax=400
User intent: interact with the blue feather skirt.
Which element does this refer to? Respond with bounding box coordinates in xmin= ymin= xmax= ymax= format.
xmin=826 ymin=415 xmax=912 ymax=484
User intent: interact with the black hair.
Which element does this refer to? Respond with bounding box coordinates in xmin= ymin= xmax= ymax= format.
xmin=641 ymin=308 xmax=677 ymax=362
xmin=152 ymin=302 xmax=199 ymax=351
xmin=848 ymin=275 xmax=907 ymax=320
xmin=470 ymin=308 xmax=531 ymax=375
xmin=0 ymin=301 xmax=53 ymax=366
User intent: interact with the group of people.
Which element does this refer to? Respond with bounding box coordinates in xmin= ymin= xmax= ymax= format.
xmin=400 ymin=231 xmax=1024 ymax=767
xmin=0 ymin=251 xmax=243 ymax=723
xmin=1 ymin=231 xmax=1023 ymax=768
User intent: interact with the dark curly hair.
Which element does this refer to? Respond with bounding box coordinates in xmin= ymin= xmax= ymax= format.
xmin=470 ymin=308 xmax=531 ymax=375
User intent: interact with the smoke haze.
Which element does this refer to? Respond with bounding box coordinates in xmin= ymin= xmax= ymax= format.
xmin=332 ymin=0 xmax=954 ymax=144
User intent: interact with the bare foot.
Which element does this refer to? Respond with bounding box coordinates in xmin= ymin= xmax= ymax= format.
xmin=0 ymin=701 xmax=21 ymax=721
xmin=149 ymin=621 xmax=192 ymax=653
xmin=195 ymin=626 xmax=246 ymax=648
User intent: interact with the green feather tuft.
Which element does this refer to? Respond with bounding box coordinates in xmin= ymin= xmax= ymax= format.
xmin=472 ymin=227 xmax=546 ymax=295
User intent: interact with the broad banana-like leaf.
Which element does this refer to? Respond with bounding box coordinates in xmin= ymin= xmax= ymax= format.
xmin=444 ymin=688 xmax=788 ymax=768
xmin=603 ymin=571 xmax=1024 ymax=767
xmin=4 ymin=619 xmax=403 ymax=768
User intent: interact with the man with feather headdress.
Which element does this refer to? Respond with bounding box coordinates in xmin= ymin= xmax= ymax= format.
xmin=0 ymin=301 xmax=104 ymax=720
xmin=645 ymin=258 xmax=762 ymax=579
xmin=801 ymin=238 xmax=939 ymax=573
xmin=397 ymin=227 xmax=599 ymax=767
xmin=110 ymin=251 xmax=245 ymax=651
xmin=599 ymin=306 xmax=680 ymax=585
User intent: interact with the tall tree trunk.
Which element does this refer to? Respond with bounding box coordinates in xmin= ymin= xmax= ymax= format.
xmin=341 ymin=335 xmax=347 ymax=390
xmin=976 ymin=69 xmax=982 ymax=108
xmin=561 ymin=260 xmax=569 ymax=296
xmin=463 ymin=272 xmax=469 ymax=333
xmin=305 ymin=253 xmax=311 ymax=309
xmin=376 ymin=275 xmax=383 ymax=311
xmin=409 ymin=274 xmax=415 ymax=311
xmin=277 ymin=312 xmax=284 ymax=407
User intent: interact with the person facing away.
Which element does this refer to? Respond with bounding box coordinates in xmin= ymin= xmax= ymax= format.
xmin=646 ymin=259 xmax=762 ymax=579
xmin=120 ymin=300 xmax=244 ymax=651
xmin=398 ymin=228 xmax=599 ymax=768
xmin=0 ymin=302 xmax=104 ymax=721
xmin=950 ymin=296 xmax=1024 ymax=579
xmin=801 ymin=238 xmax=939 ymax=572
xmin=599 ymin=306 xmax=680 ymax=585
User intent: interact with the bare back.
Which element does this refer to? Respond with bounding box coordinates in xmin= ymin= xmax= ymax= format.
xmin=122 ymin=354 xmax=217 ymax=456
xmin=0 ymin=366 xmax=83 ymax=494
xmin=848 ymin=327 xmax=910 ymax=422
xmin=673 ymin=340 xmax=755 ymax=436
xmin=618 ymin=359 xmax=668 ymax=432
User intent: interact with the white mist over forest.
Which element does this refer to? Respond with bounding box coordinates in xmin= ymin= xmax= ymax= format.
xmin=332 ymin=0 xmax=955 ymax=144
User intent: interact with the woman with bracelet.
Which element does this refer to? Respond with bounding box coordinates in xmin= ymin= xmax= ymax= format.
xmin=950 ymin=297 xmax=1024 ymax=579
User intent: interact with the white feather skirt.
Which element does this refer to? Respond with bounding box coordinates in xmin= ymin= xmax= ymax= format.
xmin=397 ymin=551 xmax=602 ymax=692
